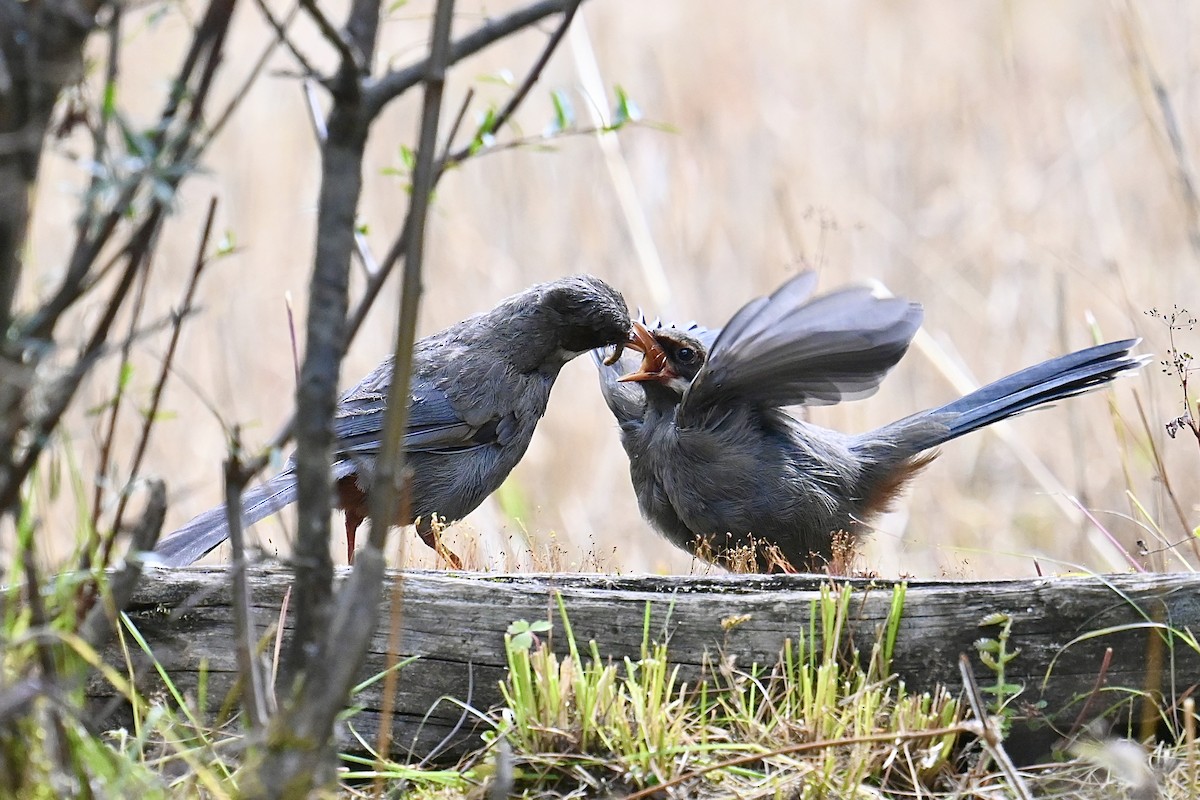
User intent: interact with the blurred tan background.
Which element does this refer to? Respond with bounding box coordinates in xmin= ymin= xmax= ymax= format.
xmin=22 ymin=0 xmax=1200 ymax=577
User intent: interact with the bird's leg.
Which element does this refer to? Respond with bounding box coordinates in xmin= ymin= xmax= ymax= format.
xmin=415 ymin=516 xmax=463 ymax=570
xmin=335 ymin=474 xmax=370 ymax=565
xmin=344 ymin=509 xmax=365 ymax=565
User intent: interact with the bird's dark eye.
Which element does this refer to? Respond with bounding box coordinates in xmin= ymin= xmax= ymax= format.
xmin=676 ymin=347 xmax=696 ymax=364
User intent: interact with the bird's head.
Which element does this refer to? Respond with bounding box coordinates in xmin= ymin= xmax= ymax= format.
xmin=533 ymin=275 xmax=632 ymax=362
xmin=618 ymin=321 xmax=707 ymax=395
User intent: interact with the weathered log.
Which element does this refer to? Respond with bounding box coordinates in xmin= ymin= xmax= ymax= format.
xmin=87 ymin=567 xmax=1200 ymax=764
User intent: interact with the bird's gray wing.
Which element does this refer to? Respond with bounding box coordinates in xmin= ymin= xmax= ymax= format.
xmin=334 ymin=373 xmax=496 ymax=457
xmin=680 ymin=272 xmax=923 ymax=422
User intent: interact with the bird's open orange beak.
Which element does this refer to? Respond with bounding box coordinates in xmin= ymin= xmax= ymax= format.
xmin=618 ymin=321 xmax=673 ymax=383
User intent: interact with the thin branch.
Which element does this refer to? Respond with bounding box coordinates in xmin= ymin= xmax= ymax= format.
xmin=447 ymin=120 xmax=638 ymax=166
xmin=88 ymin=228 xmax=156 ymax=539
xmin=250 ymin=1 xmax=454 ymax=791
xmin=4 ymin=2 xmax=235 ymax=515
xmin=80 ymin=5 xmax=122 ymax=243
xmin=283 ymin=0 xmax=381 ymax=675
xmin=368 ymin=5 xmax=459 ymax=781
xmin=365 ymin=0 xmax=455 ymax=552
xmin=301 ymin=78 xmax=379 ymax=279
xmin=443 ymin=0 xmax=581 ymax=166
xmin=225 ymin=432 xmax=270 ymax=731
xmin=957 ymin=654 xmax=1035 ymax=800
xmin=213 ymin=1 xmax=311 ymax=136
xmin=439 ymin=87 xmax=475 ymax=164
xmin=72 ymin=198 xmax=217 ymax=625
xmin=98 ymin=197 xmax=219 ymax=569
xmin=78 ymin=480 xmax=166 ymax=650
xmin=364 ymin=0 xmax=575 ymax=120
xmin=23 ymin=0 xmax=237 ymax=343
xmin=83 ymin=8 xmax=134 ymax=538
xmin=244 ymin=0 xmax=383 ymax=792
xmin=300 ymin=0 xmax=361 ymax=87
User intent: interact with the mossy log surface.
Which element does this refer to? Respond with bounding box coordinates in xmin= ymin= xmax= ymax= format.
xmin=87 ymin=568 xmax=1200 ymax=763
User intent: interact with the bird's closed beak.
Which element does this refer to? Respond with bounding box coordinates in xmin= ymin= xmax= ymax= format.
xmin=601 ymin=335 xmax=626 ymax=366
xmin=618 ymin=321 xmax=673 ymax=383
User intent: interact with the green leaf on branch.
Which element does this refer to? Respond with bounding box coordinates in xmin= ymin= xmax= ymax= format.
xmin=611 ymin=85 xmax=642 ymax=128
xmin=549 ymin=89 xmax=575 ymax=133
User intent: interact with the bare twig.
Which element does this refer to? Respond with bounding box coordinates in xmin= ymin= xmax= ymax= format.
xmin=439 ymin=87 xmax=475 ymax=164
xmin=249 ymin=0 xmax=319 ymax=87
xmin=299 ymin=0 xmax=361 ymax=80
xmin=365 ymin=0 xmax=576 ymax=120
xmin=88 ymin=223 xmax=157 ymax=538
xmin=209 ymin=1 xmax=306 ymax=139
xmin=339 ymin=0 xmax=458 ymax=776
xmin=1 ymin=1 xmax=237 ymax=521
xmin=364 ymin=2 xmax=456 ymax=553
xmin=97 ymin=197 xmax=220 ymax=570
xmin=21 ymin=539 xmax=75 ymax=784
xmin=443 ymin=0 xmax=581 ymax=166
xmin=225 ymin=431 xmax=270 ymax=731
xmin=300 ymin=79 xmax=379 ymax=279
xmin=23 ymin=0 xmax=237 ymax=342
xmin=78 ymin=480 xmax=166 ymax=650
xmin=365 ymin=0 xmax=460 ymax=772
xmin=80 ymin=5 xmax=122 ymax=238
xmin=89 ymin=187 xmax=220 ymax=558
xmin=246 ymin=0 xmax=383 ymax=792
xmin=957 ymin=654 xmax=1035 ymax=800
xmin=283 ymin=0 xmax=379 ymax=675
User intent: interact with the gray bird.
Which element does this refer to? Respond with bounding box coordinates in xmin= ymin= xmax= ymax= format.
xmin=594 ymin=273 xmax=1147 ymax=572
xmin=155 ymin=275 xmax=631 ymax=567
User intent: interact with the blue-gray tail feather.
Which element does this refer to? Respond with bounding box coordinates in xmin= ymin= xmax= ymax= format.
xmin=152 ymin=470 xmax=298 ymax=566
xmin=875 ymin=339 xmax=1146 ymax=455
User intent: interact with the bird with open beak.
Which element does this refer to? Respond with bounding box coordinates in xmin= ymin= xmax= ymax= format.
xmin=594 ymin=273 xmax=1147 ymax=572
xmin=155 ymin=275 xmax=632 ymax=568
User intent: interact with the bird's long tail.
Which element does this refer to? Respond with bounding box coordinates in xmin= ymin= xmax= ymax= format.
xmin=152 ymin=470 xmax=298 ymax=566
xmin=858 ymin=338 xmax=1148 ymax=460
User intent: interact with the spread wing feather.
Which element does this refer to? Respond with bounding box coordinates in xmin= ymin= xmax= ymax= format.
xmin=679 ymin=273 xmax=923 ymax=423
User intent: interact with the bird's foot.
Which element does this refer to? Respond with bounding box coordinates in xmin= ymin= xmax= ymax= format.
xmin=416 ymin=521 xmax=463 ymax=570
